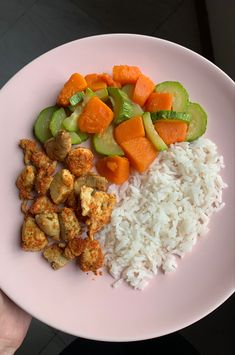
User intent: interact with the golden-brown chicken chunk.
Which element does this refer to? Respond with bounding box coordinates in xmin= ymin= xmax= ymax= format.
xmin=43 ymin=243 xmax=69 ymax=270
xmin=35 ymin=212 xmax=60 ymax=240
xmin=65 ymin=190 xmax=77 ymax=209
xmin=78 ymin=239 xmax=104 ymax=274
xmin=19 ymin=138 xmax=57 ymax=175
xmin=74 ymin=173 xmax=108 ymax=195
xmin=19 ymin=139 xmax=38 ymax=164
xmin=16 ymin=165 xmax=36 ymax=200
xmin=34 ymin=169 xmax=54 ymax=196
xmin=80 ymin=186 xmax=116 ymax=238
xmin=59 ymin=207 xmax=81 ymax=241
xmin=29 ymin=196 xmax=59 ymax=215
xmin=21 ymin=216 xmax=48 ymax=251
xmin=64 ymin=237 xmax=86 ymax=260
xmin=44 ymin=130 xmax=72 ymax=162
xmin=66 ymin=147 xmax=94 ymax=177
xmin=50 ymin=169 xmax=74 ymax=204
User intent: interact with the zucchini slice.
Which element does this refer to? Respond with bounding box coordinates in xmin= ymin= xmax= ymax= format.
xmin=155 ymin=81 xmax=189 ymax=111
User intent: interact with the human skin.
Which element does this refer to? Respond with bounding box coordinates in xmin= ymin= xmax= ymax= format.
xmin=0 ymin=290 xmax=31 ymax=355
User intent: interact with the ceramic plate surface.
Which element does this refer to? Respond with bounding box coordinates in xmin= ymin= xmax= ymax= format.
xmin=0 ymin=34 xmax=234 ymax=341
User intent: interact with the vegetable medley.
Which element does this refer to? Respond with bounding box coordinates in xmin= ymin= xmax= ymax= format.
xmin=34 ymin=65 xmax=207 ymax=185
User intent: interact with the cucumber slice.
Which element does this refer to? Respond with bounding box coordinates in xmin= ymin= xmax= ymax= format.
xmin=62 ymin=106 xmax=82 ymax=132
xmin=70 ymin=131 xmax=88 ymax=145
xmin=151 ymin=110 xmax=191 ymax=123
xmin=95 ymin=88 xmax=109 ymax=101
xmin=83 ymin=88 xmax=95 ymax=106
xmin=131 ymin=102 xmax=144 ymax=117
xmin=155 ymin=81 xmax=189 ymax=111
xmin=93 ymin=125 xmax=124 ymax=156
xmin=186 ymin=102 xmax=207 ymax=141
xmin=34 ymin=106 xmax=57 ymax=143
xmin=121 ymin=84 xmax=134 ymax=99
xmin=143 ymin=112 xmax=167 ymax=151
xmin=69 ymin=91 xmax=84 ymax=106
xmin=50 ymin=108 xmax=67 ymax=136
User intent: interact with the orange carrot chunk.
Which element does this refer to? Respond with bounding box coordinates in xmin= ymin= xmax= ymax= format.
xmin=113 ymin=65 xmax=142 ymax=85
xmin=57 ymin=73 xmax=87 ymax=107
xmin=96 ymin=156 xmax=130 ymax=184
xmin=114 ymin=116 xmax=145 ymax=145
xmin=85 ymin=74 xmax=107 ymax=91
xmin=132 ymin=74 xmax=155 ymax=107
xmin=154 ymin=121 xmax=188 ymax=145
xmin=78 ymin=96 xmax=114 ymax=134
xmin=145 ymin=92 xmax=173 ymax=112
xmin=120 ymin=137 xmax=157 ymax=173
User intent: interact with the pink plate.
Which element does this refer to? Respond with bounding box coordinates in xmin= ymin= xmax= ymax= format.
xmin=0 ymin=34 xmax=234 ymax=341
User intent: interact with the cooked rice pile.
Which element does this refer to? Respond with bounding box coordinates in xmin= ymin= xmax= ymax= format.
xmin=98 ymin=138 xmax=227 ymax=290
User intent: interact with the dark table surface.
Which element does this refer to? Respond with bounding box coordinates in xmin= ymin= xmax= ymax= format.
xmin=1 ymin=1 xmax=234 ymax=354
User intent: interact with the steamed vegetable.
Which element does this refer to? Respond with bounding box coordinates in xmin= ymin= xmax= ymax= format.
xmin=154 ymin=121 xmax=188 ymax=145
xmin=186 ymin=102 xmax=207 ymax=141
xmin=143 ymin=112 xmax=167 ymax=151
xmin=78 ymin=96 xmax=114 ymax=134
xmin=34 ymin=106 xmax=58 ymax=143
xmin=57 ymin=73 xmax=87 ymax=107
xmin=120 ymin=137 xmax=157 ymax=173
xmin=145 ymin=92 xmax=173 ymax=112
xmin=93 ymin=125 xmax=124 ymax=156
xmin=112 ymin=65 xmax=141 ymax=85
xmin=155 ymin=81 xmax=189 ymax=112
xmin=133 ymin=74 xmax=155 ymax=107
xmin=96 ymin=156 xmax=130 ymax=184
xmin=114 ymin=116 xmax=145 ymax=145
xmin=151 ymin=110 xmax=191 ymax=123
xmin=50 ymin=108 xmax=67 ymax=136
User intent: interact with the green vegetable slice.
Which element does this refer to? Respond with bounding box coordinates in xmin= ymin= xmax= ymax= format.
xmin=50 ymin=108 xmax=67 ymax=136
xmin=70 ymin=131 xmax=88 ymax=145
xmin=186 ymin=102 xmax=207 ymax=141
xmin=93 ymin=125 xmax=124 ymax=156
xmin=121 ymin=84 xmax=134 ymax=99
xmin=155 ymin=81 xmax=189 ymax=111
xmin=34 ymin=106 xmax=58 ymax=143
xmin=143 ymin=112 xmax=167 ymax=151
xmin=95 ymin=88 xmax=109 ymax=101
xmin=69 ymin=92 xmax=84 ymax=106
xmin=151 ymin=110 xmax=191 ymax=123
xmin=83 ymin=88 xmax=95 ymax=106
xmin=62 ymin=106 xmax=82 ymax=132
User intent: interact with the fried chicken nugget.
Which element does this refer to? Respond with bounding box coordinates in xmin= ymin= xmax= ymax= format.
xmin=64 ymin=238 xmax=86 ymax=260
xmin=80 ymin=186 xmax=116 ymax=238
xmin=50 ymin=169 xmax=74 ymax=204
xmin=16 ymin=165 xmax=36 ymax=200
xmin=30 ymin=196 xmax=59 ymax=215
xmin=74 ymin=173 xmax=108 ymax=194
xmin=59 ymin=207 xmax=81 ymax=241
xmin=35 ymin=168 xmax=54 ymax=196
xmin=35 ymin=212 xmax=60 ymax=240
xmin=43 ymin=243 xmax=70 ymax=270
xmin=78 ymin=239 xmax=104 ymax=274
xmin=22 ymin=216 xmax=48 ymax=251
xmin=66 ymin=147 xmax=94 ymax=177
xmin=19 ymin=139 xmax=38 ymax=165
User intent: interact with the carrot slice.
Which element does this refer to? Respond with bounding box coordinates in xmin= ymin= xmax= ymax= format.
xmin=113 ymin=65 xmax=142 ymax=85
xmin=154 ymin=121 xmax=188 ymax=145
xmin=78 ymin=96 xmax=114 ymax=134
xmin=145 ymin=92 xmax=173 ymax=112
xmin=114 ymin=116 xmax=145 ymax=145
xmin=57 ymin=73 xmax=87 ymax=107
xmin=96 ymin=156 xmax=130 ymax=184
xmin=120 ymin=137 xmax=157 ymax=173
xmin=132 ymin=74 xmax=155 ymax=107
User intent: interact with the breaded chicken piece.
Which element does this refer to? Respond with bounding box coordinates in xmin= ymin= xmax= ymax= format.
xmin=44 ymin=130 xmax=71 ymax=162
xmin=19 ymin=139 xmax=57 ymax=175
xmin=74 ymin=173 xmax=108 ymax=195
xmin=35 ymin=212 xmax=60 ymax=240
xmin=64 ymin=237 xmax=86 ymax=260
xmin=78 ymin=239 xmax=104 ymax=274
xmin=21 ymin=216 xmax=48 ymax=251
xmin=35 ymin=168 xmax=53 ymax=195
xmin=65 ymin=190 xmax=77 ymax=210
xmin=59 ymin=207 xmax=81 ymax=241
xmin=19 ymin=139 xmax=38 ymax=165
xmin=66 ymin=147 xmax=94 ymax=177
xmin=50 ymin=169 xmax=74 ymax=204
xmin=16 ymin=165 xmax=36 ymax=199
xmin=80 ymin=186 xmax=116 ymax=238
xmin=30 ymin=196 xmax=59 ymax=215
xmin=43 ymin=243 xmax=70 ymax=270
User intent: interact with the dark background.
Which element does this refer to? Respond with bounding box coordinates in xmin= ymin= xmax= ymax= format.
xmin=0 ymin=0 xmax=234 ymax=354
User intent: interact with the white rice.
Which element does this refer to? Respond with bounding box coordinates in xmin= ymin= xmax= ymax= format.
xmin=97 ymin=138 xmax=227 ymax=290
